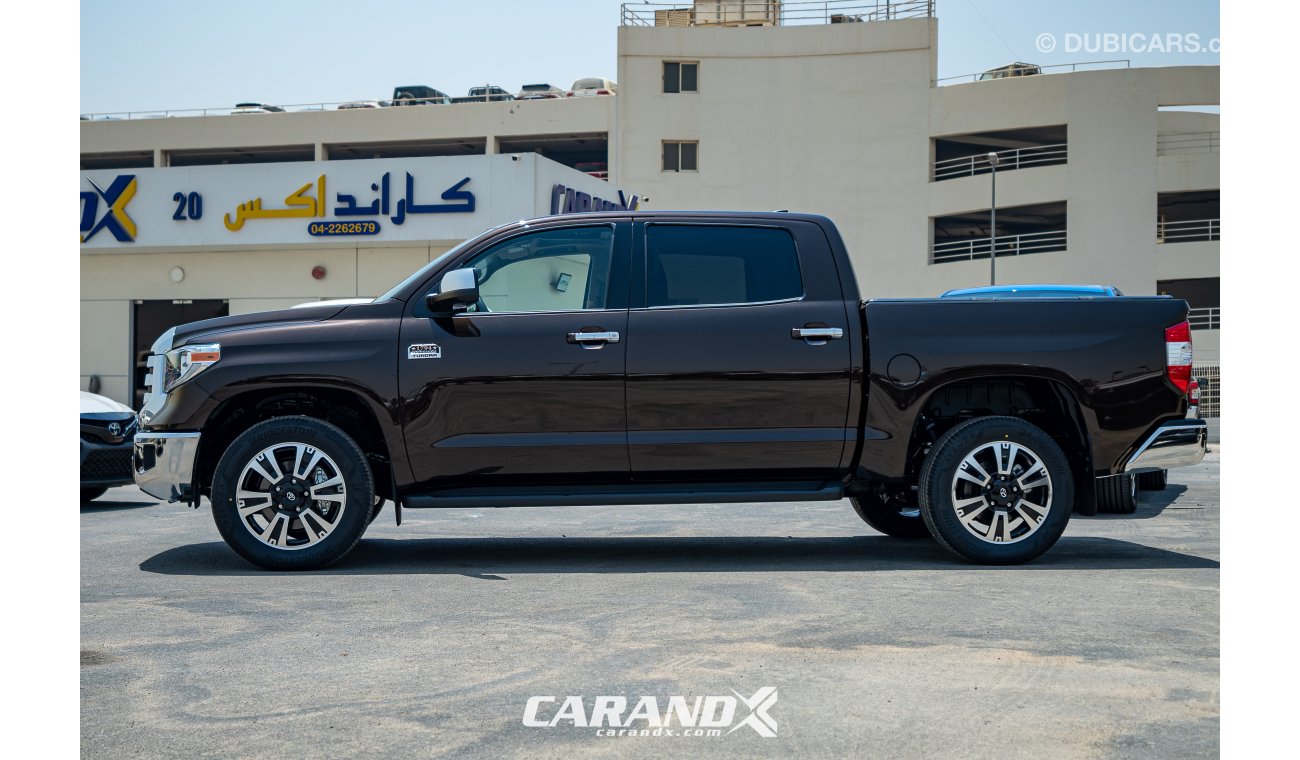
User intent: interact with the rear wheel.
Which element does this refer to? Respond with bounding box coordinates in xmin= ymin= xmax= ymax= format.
xmin=211 ymin=416 xmax=374 ymax=570
xmin=918 ymin=416 xmax=1074 ymax=564
xmin=850 ymin=490 xmax=931 ymax=539
xmin=1096 ymin=473 xmax=1137 ymax=514
xmin=1136 ymin=469 xmax=1168 ymax=491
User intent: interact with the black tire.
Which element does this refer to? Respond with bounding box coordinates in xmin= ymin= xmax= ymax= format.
xmin=81 ymin=486 xmax=108 ymax=503
xmin=369 ymin=496 xmax=385 ymax=525
xmin=850 ymin=492 xmax=931 ymax=539
xmin=919 ymin=416 xmax=1074 ymax=565
xmin=1096 ymin=473 xmax=1137 ymax=514
xmin=1136 ymin=469 xmax=1168 ymax=491
xmin=211 ymin=416 xmax=374 ymax=570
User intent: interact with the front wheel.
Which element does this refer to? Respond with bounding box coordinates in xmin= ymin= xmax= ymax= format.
xmin=211 ymin=416 xmax=374 ymax=570
xmin=918 ymin=416 xmax=1074 ymax=564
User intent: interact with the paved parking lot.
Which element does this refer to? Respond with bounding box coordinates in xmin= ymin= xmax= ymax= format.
xmin=82 ymin=452 xmax=1219 ymax=759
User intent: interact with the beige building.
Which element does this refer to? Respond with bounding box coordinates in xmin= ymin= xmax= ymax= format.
xmin=81 ymin=0 xmax=1220 ymax=408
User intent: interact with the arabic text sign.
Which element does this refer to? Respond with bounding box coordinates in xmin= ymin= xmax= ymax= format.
xmin=80 ymin=154 xmax=610 ymax=249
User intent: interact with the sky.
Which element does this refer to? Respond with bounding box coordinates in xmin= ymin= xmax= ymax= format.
xmin=79 ymin=0 xmax=1219 ymax=114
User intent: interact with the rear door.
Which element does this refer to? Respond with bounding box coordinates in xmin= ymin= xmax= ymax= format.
xmin=626 ymin=220 xmax=853 ymax=481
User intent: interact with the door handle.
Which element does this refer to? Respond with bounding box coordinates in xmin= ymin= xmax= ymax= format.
xmin=791 ymin=326 xmax=843 ymax=343
xmin=567 ymin=330 xmax=621 ymax=349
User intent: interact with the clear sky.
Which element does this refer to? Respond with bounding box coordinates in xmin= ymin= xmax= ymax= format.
xmin=79 ymin=0 xmax=1219 ymax=114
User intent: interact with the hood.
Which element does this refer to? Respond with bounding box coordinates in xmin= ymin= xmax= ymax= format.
xmin=169 ymin=302 xmax=353 ymax=346
xmin=81 ymin=391 xmax=134 ymax=415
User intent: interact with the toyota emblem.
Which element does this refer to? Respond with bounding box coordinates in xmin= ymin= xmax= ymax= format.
xmin=108 ymin=422 xmax=122 ymax=437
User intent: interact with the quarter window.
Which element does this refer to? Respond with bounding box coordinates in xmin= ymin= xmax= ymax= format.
xmin=462 ymin=226 xmax=616 ymax=313
xmin=662 ymin=141 xmax=699 ymax=172
xmin=645 ymin=225 xmax=803 ymax=307
xmin=663 ymin=61 xmax=699 ymax=93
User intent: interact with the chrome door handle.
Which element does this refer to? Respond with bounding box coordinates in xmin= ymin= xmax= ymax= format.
xmin=567 ymin=330 xmax=621 ymax=348
xmin=791 ymin=327 xmax=843 ymax=341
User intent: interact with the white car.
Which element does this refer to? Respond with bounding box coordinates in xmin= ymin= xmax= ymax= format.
xmin=80 ymin=391 xmax=137 ymax=502
xmin=567 ymin=78 xmax=617 ymax=97
xmin=338 ymin=100 xmax=382 ymax=110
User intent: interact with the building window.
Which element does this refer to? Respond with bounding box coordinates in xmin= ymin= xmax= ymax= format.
xmin=662 ymin=141 xmax=699 ymax=172
xmin=663 ymin=61 xmax=699 ymax=93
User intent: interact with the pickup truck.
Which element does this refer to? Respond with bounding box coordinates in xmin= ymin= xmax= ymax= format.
xmin=133 ymin=212 xmax=1207 ymax=570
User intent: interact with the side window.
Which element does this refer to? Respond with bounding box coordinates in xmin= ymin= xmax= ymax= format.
xmin=645 ymin=225 xmax=803 ymax=307
xmin=463 ymin=226 xmax=615 ymax=313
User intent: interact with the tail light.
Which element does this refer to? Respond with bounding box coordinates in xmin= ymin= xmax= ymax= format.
xmin=1188 ymin=377 xmax=1201 ymax=405
xmin=596 ymin=89 xmax=612 ymax=95
xmin=1164 ymin=320 xmax=1193 ymax=394
xmin=565 ymin=91 xmax=574 ymax=97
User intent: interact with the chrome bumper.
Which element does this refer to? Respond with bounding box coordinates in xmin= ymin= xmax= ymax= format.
xmin=133 ymin=431 xmax=201 ymax=502
xmin=1125 ymin=419 xmax=1208 ymax=473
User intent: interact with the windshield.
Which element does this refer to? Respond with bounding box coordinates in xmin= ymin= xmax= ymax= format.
xmin=374 ymin=239 xmax=474 ymax=302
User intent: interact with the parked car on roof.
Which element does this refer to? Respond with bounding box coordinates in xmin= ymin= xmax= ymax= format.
xmin=81 ymin=391 xmax=137 ymax=502
xmin=337 ymin=100 xmax=382 ymax=109
xmin=452 ymin=85 xmax=515 ymax=103
xmin=575 ymin=161 xmax=609 ymax=180
xmin=231 ymin=102 xmax=285 ymax=114
xmin=978 ymin=62 xmax=1042 ymax=80
xmin=390 ymin=86 xmax=451 ymax=106
xmin=516 ymin=83 xmax=564 ymax=100
xmin=567 ymin=78 xmax=617 ymax=97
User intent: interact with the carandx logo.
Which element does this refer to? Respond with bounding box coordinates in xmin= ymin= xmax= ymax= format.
xmin=81 ymin=174 xmax=138 ymax=242
xmin=522 ymin=687 xmax=778 ymax=738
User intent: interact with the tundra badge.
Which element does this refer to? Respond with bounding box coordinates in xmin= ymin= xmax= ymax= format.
xmin=408 ymin=343 xmax=443 ymax=359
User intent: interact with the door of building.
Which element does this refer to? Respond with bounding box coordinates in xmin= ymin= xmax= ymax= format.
xmin=131 ymin=299 xmax=229 ymax=408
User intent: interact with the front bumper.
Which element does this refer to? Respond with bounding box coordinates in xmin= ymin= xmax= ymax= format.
xmin=133 ymin=431 xmax=201 ymax=502
xmin=1125 ymin=419 xmax=1208 ymax=473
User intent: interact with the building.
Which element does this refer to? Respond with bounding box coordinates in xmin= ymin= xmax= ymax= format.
xmin=81 ymin=0 xmax=1220 ymax=408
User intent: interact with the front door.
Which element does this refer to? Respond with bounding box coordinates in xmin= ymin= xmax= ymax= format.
xmin=399 ymin=221 xmax=632 ymax=489
xmin=626 ymin=221 xmax=853 ymax=481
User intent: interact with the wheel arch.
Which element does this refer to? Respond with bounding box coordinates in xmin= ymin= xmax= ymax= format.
xmin=900 ymin=374 xmax=1097 ymax=515
xmin=196 ymin=385 xmax=402 ymax=502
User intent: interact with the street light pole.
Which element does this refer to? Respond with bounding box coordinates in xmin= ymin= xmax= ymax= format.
xmin=988 ymin=151 xmax=1000 ymax=286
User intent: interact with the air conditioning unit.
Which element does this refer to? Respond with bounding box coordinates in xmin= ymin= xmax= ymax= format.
xmin=692 ymin=0 xmax=781 ymax=27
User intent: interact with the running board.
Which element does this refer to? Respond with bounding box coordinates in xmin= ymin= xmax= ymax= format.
xmin=401 ymin=481 xmax=844 ymax=509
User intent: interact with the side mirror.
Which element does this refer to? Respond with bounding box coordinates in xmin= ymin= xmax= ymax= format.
xmin=426 ymin=268 xmax=479 ymax=312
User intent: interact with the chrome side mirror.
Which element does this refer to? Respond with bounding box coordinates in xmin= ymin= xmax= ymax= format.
xmin=426 ymin=268 xmax=479 ymax=312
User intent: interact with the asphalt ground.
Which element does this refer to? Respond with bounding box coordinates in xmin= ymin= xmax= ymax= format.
xmin=82 ymin=452 xmax=1219 ymax=759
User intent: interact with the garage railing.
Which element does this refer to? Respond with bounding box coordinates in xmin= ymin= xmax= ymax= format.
xmin=1157 ymin=218 xmax=1220 ymax=243
xmin=620 ymin=0 xmax=934 ymax=26
xmin=930 ymin=229 xmax=1067 ymax=264
xmin=932 ymin=143 xmax=1068 ymax=181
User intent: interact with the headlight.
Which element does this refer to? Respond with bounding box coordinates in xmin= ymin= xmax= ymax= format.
xmin=163 ymin=343 xmax=221 ymax=391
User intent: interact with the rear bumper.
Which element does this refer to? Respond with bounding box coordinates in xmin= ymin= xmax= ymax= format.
xmin=1125 ymin=419 xmax=1208 ymax=473
xmin=133 ymin=431 xmax=201 ymax=502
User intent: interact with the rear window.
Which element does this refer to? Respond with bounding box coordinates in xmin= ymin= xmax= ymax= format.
xmin=574 ymin=78 xmax=605 ymax=89
xmin=522 ymin=84 xmax=552 ymax=91
xmin=645 ymin=225 xmax=803 ymax=307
